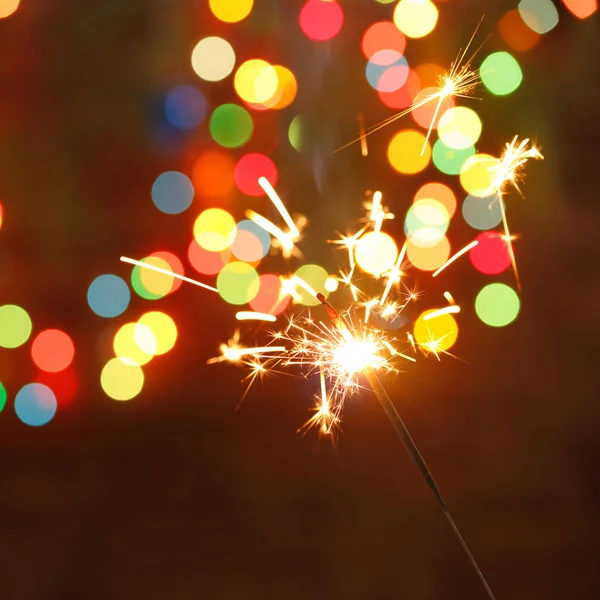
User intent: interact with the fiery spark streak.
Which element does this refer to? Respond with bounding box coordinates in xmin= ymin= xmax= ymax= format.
xmin=120 ymin=256 xmax=218 ymax=293
xmin=258 ymin=177 xmax=300 ymax=239
xmin=336 ymin=20 xmax=485 ymax=154
xmin=485 ymin=136 xmax=544 ymax=290
xmin=423 ymin=305 xmax=461 ymax=320
xmin=432 ymin=240 xmax=479 ymax=277
xmin=236 ymin=311 xmax=277 ymax=323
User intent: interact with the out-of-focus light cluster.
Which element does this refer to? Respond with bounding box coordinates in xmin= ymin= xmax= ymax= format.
xmin=0 ymin=0 xmax=19 ymax=19
xmin=0 ymin=302 xmax=76 ymax=425
xmin=299 ymin=0 xmax=344 ymax=41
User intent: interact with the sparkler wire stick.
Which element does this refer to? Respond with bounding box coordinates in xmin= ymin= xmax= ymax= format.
xmin=364 ymin=370 xmax=496 ymax=600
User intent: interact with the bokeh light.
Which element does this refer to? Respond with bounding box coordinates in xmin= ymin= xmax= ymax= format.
xmin=475 ymin=283 xmax=520 ymax=327
xmin=499 ymin=9 xmax=541 ymax=52
xmin=411 ymin=88 xmax=454 ymax=131
xmin=152 ymin=171 xmax=194 ymax=215
xmin=413 ymin=309 xmax=458 ymax=351
xmin=325 ymin=276 xmax=339 ymax=293
xmin=355 ymin=232 xmax=398 ymax=277
xmin=209 ymin=0 xmax=253 ymax=23
xmin=234 ymin=153 xmax=278 ymax=196
xmin=87 ymin=274 xmax=130 ymax=318
xmin=288 ymin=114 xmax=307 ymax=152
xmin=138 ymin=312 xmax=177 ymax=355
xmin=131 ymin=253 xmax=183 ymax=300
xmin=35 ymin=368 xmax=78 ymax=407
xmin=378 ymin=69 xmax=421 ymax=109
xmin=0 ymin=201 xmax=3 ymax=230
xmin=101 ymin=358 xmax=144 ymax=401
xmin=114 ymin=322 xmax=157 ymax=366
xmin=299 ymin=0 xmax=344 ymax=41
xmin=194 ymin=208 xmax=236 ymax=252
xmin=460 ymin=153 xmax=499 ymax=197
xmin=31 ymin=329 xmax=75 ymax=373
xmin=234 ymin=59 xmax=279 ymax=105
xmin=0 ymin=381 xmax=6 ymax=412
xmin=249 ymin=274 xmax=290 ymax=315
xmin=437 ymin=107 xmax=482 ymax=150
xmin=470 ymin=231 xmax=512 ymax=275
xmin=432 ymin=140 xmax=475 ymax=176
xmin=191 ymin=37 xmax=236 ymax=82
xmin=192 ymin=150 xmax=235 ymax=199
xmin=362 ymin=21 xmax=406 ymax=61
xmin=188 ymin=240 xmax=230 ymax=275
xmin=165 ymin=86 xmax=207 ymax=130
xmin=366 ymin=54 xmax=410 ymax=92
xmin=414 ymin=182 xmax=457 ymax=218
xmin=0 ymin=304 xmax=32 ymax=348
xmin=294 ymin=264 xmax=330 ymax=306
xmin=0 ymin=0 xmax=19 ymax=19
xmin=518 ymin=0 xmax=559 ymax=34
xmin=15 ymin=383 xmax=57 ymax=426
xmin=462 ymin=194 xmax=504 ymax=230
xmin=387 ymin=129 xmax=431 ymax=174
xmin=480 ymin=52 xmax=523 ymax=96
xmin=231 ymin=220 xmax=270 ymax=262
xmin=217 ymin=262 xmax=260 ymax=305
xmin=260 ymin=66 xmax=298 ymax=110
xmin=405 ymin=198 xmax=450 ymax=246
xmin=562 ymin=0 xmax=598 ymax=19
xmin=209 ymin=104 xmax=253 ymax=148
xmin=393 ymin=0 xmax=438 ymax=38
xmin=407 ymin=235 xmax=450 ymax=271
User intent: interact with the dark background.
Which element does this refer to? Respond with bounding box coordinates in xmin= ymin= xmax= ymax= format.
xmin=1 ymin=1 xmax=599 ymax=598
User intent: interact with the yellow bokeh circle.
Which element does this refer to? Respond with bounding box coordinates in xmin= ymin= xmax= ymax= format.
xmin=406 ymin=235 xmax=450 ymax=271
xmin=113 ymin=323 xmax=156 ymax=366
xmin=293 ymin=264 xmax=330 ymax=306
xmin=387 ymin=129 xmax=431 ymax=174
xmin=355 ymin=232 xmax=399 ymax=277
xmin=193 ymin=208 xmax=236 ymax=252
xmin=234 ymin=59 xmax=279 ymax=105
xmin=139 ymin=256 xmax=175 ymax=296
xmin=413 ymin=309 xmax=458 ymax=352
xmin=459 ymin=153 xmax=499 ymax=198
xmin=438 ymin=106 xmax=482 ymax=150
xmin=101 ymin=358 xmax=145 ymax=401
xmin=209 ymin=0 xmax=253 ymax=23
xmin=394 ymin=0 xmax=439 ymax=39
xmin=138 ymin=311 xmax=177 ymax=356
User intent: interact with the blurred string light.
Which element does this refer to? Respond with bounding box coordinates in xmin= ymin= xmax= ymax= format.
xmin=299 ymin=0 xmax=344 ymax=41
xmin=191 ymin=37 xmax=236 ymax=81
xmin=234 ymin=59 xmax=279 ymax=104
xmin=387 ymin=129 xmax=431 ymax=174
xmin=518 ymin=0 xmax=560 ymax=33
xmin=0 ymin=304 xmax=32 ymax=348
xmin=192 ymin=149 xmax=235 ymax=199
xmin=562 ymin=0 xmax=598 ymax=18
xmin=31 ymin=330 xmax=75 ymax=373
xmin=480 ymin=52 xmax=523 ymax=96
xmin=393 ymin=0 xmax=439 ymax=38
xmin=0 ymin=0 xmax=19 ymax=19
xmin=101 ymin=358 xmax=144 ymax=401
xmin=152 ymin=171 xmax=194 ymax=215
xmin=14 ymin=383 xmax=57 ymax=426
xmin=462 ymin=194 xmax=504 ymax=230
xmin=234 ymin=153 xmax=278 ymax=196
xmin=469 ymin=231 xmax=511 ymax=275
xmin=475 ymin=283 xmax=520 ymax=327
xmin=130 ymin=251 xmax=183 ymax=300
xmin=87 ymin=274 xmax=131 ymax=318
xmin=0 ymin=382 xmax=6 ymax=412
xmin=164 ymin=85 xmax=207 ymax=130
xmin=209 ymin=0 xmax=253 ymax=23
xmin=498 ymin=9 xmax=541 ymax=52
xmin=209 ymin=104 xmax=253 ymax=148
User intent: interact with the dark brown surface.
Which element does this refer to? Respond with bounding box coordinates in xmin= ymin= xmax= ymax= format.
xmin=1 ymin=1 xmax=599 ymax=598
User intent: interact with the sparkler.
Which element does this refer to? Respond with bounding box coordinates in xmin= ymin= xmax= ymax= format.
xmin=336 ymin=18 xmax=485 ymax=154
xmin=484 ymin=136 xmax=544 ymax=290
